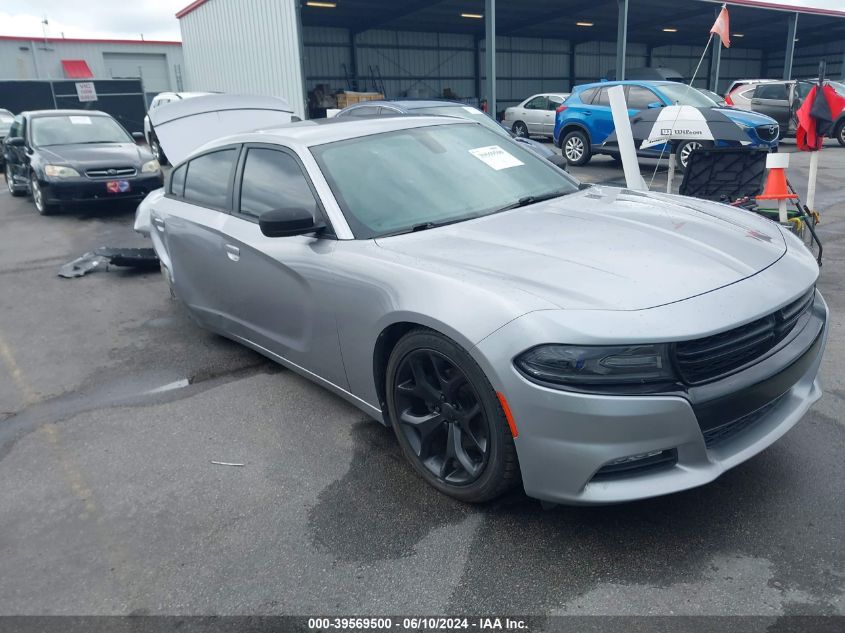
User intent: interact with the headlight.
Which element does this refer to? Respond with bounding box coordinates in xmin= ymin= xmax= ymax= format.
xmin=44 ymin=165 xmax=80 ymax=178
xmin=141 ymin=159 xmax=161 ymax=173
xmin=515 ymin=344 xmax=675 ymax=387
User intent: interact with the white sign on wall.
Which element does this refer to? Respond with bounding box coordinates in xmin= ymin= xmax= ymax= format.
xmin=75 ymin=82 xmax=98 ymax=102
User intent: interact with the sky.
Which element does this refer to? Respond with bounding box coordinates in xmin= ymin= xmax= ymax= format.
xmin=1 ymin=0 xmax=843 ymax=42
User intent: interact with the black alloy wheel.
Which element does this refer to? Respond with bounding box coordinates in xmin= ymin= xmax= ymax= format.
xmin=386 ymin=329 xmax=518 ymax=502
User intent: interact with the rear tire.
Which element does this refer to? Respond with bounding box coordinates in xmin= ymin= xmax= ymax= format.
xmin=5 ymin=170 xmax=24 ymax=197
xmin=385 ymin=328 xmax=519 ymax=503
xmin=561 ymin=129 xmax=591 ymax=166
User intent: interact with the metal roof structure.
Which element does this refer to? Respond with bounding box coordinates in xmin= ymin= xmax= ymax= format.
xmin=294 ymin=0 xmax=845 ymax=51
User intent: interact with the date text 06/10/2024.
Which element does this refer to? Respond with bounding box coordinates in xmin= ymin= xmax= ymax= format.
xmin=307 ymin=617 xmax=529 ymax=630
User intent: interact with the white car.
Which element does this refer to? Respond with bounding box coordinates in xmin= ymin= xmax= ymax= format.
xmin=725 ymin=79 xmax=775 ymax=110
xmin=502 ymin=93 xmax=569 ymax=139
xmin=144 ymin=92 xmax=214 ymax=164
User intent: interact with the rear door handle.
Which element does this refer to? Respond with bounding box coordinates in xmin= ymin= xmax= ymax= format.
xmin=584 ymin=111 xmax=592 ymax=116
xmin=152 ymin=216 xmax=165 ymax=231
xmin=224 ymin=244 xmax=240 ymax=262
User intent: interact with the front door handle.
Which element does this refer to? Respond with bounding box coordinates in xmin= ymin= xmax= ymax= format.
xmin=152 ymin=216 xmax=165 ymax=231
xmin=224 ymin=244 xmax=240 ymax=262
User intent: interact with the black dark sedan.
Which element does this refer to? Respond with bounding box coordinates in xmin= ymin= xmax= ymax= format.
xmin=0 ymin=109 xmax=13 ymax=170
xmin=3 ymin=109 xmax=163 ymax=215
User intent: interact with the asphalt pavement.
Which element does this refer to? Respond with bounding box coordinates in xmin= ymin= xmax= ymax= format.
xmin=0 ymin=142 xmax=843 ymax=622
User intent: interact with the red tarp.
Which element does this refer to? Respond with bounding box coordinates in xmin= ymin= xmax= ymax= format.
xmin=61 ymin=59 xmax=94 ymax=79
xmin=796 ymin=84 xmax=845 ymax=151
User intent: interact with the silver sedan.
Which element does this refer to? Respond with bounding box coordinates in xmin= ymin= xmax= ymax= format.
xmin=139 ymin=114 xmax=827 ymax=505
xmin=502 ymin=93 xmax=570 ymax=138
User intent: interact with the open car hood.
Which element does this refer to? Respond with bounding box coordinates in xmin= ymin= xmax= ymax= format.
xmin=148 ymin=94 xmax=295 ymax=165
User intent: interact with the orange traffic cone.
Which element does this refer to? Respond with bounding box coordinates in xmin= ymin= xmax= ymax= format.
xmin=757 ymin=153 xmax=797 ymax=201
xmin=756 ymin=153 xmax=796 ymax=223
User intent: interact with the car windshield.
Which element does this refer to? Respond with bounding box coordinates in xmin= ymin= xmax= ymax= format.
xmin=410 ymin=105 xmax=510 ymax=137
xmin=311 ymin=122 xmax=579 ymax=239
xmin=659 ymin=84 xmax=718 ymax=107
xmin=829 ymin=81 xmax=845 ymax=97
xmin=31 ymin=115 xmax=132 ymax=146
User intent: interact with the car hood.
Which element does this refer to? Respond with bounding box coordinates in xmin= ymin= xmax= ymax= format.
xmin=717 ymin=107 xmax=778 ymax=126
xmin=36 ymin=143 xmax=150 ymax=168
xmin=375 ymin=187 xmax=787 ymax=311
xmin=149 ymin=94 xmax=295 ymax=165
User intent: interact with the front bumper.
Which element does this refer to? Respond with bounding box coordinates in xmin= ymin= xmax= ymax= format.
xmin=39 ymin=173 xmax=164 ymax=205
xmin=476 ymin=291 xmax=828 ymax=505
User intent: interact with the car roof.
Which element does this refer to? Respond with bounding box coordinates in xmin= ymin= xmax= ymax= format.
xmin=24 ymin=109 xmax=110 ymax=118
xmin=346 ymin=100 xmax=470 ymax=111
xmin=203 ymin=115 xmax=470 ymax=151
xmin=574 ymin=80 xmax=678 ymax=91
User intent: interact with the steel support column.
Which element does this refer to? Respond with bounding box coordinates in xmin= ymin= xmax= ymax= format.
xmin=784 ymin=13 xmax=798 ymax=80
xmin=569 ymin=40 xmax=577 ymax=91
xmin=485 ymin=0 xmax=496 ymax=116
xmin=616 ymin=0 xmax=628 ymax=80
xmin=709 ymin=34 xmax=722 ymax=92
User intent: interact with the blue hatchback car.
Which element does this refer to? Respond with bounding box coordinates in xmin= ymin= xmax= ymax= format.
xmin=553 ymin=80 xmax=780 ymax=169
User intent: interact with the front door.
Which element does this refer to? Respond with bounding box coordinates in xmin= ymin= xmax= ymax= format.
xmin=218 ymin=144 xmax=347 ymax=388
xmin=750 ymin=83 xmax=791 ymax=129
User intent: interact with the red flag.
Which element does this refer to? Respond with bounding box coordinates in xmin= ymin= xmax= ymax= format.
xmin=796 ymin=84 xmax=845 ymax=151
xmin=710 ymin=6 xmax=730 ymax=48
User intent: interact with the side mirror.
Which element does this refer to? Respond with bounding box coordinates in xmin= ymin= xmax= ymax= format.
xmin=259 ymin=208 xmax=325 ymax=238
xmin=5 ymin=136 xmax=24 ymax=147
xmin=647 ymin=102 xmax=663 ymax=109
xmin=132 ymin=132 xmax=145 ymax=142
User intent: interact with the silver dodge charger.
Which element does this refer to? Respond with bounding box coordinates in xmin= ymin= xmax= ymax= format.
xmin=138 ymin=109 xmax=828 ymax=505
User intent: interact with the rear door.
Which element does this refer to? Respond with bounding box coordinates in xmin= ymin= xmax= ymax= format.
xmin=217 ymin=144 xmax=347 ymax=387
xmin=3 ymin=115 xmax=26 ymax=185
xmin=588 ymin=87 xmax=616 ymax=143
xmin=161 ymin=146 xmax=241 ymax=331
xmin=750 ymin=83 xmax=791 ymax=128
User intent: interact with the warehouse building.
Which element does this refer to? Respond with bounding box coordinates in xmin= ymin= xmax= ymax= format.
xmin=177 ymin=0 xmax=845 ymax=120
xmin=0 ymin=36 xmax=185 ymax=103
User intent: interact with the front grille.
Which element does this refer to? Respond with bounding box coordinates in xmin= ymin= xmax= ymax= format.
xmin=703 ymin=393 xmax=787 ymax=447
xmin=86 ymin=167 xmax=137 ymax=178
xmin=674 ymin=288 xmax=815 ymax=385
xmin=756 ymin=124 xmax=780 ymax=142
xmin=591 ymin=449 xmax=678 ymax=481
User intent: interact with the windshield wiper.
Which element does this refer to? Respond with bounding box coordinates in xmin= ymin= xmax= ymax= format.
xmin=491 ymin=189 xmax=572 ymax=214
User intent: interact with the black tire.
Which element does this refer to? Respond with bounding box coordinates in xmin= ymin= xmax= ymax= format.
xmin=385 ymin=328 xmax=519 ymax=503
xmin=5 ymin=170 xmax=25 ymax=197
xmin=561 ymin=129 xmax=591 ymax=166
xmin=610 ymin=153 xmax=623 ymax=165
xmin=675 ymin=140 xmax=712 ymax=172
xmin=835 ymin=120 xmax=845 ymax=148
xmin=150 ymin=134 xmax=168 ymax=165
xmin=511 ymin=121 xmax=529 ymax=138
xmin=30 ymin=173 xmax=58 ymax=215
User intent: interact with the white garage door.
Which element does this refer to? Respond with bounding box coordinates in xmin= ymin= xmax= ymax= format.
xmin=103 ymin=52 xmax=170 ymax=93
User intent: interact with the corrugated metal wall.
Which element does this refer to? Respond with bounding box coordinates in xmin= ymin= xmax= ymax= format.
xmin=481 ymin=36 xmax=571 ymax=108
xmin=652 ymin=45 xmax=763 ymax=92
xmin=766 ymin=40 xmax=845 ymax=81
xmin=0 ymin=39 xmax=184 ymax=94
xmin=180 ymin=0 xmax=306 ymax=118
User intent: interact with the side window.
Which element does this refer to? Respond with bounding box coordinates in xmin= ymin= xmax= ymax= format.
xmin=524 ymin=96 xmax=547 ymax=110
xmin=344 ymin=106 xmax=381 ymax=117
xmin=795 ymin=82 xmax=813 ymax=100
xmin=755 ymin=83 xmax=788 ymax=100
xmin=170 ymin=163 xmax=187 ymax=197
xmin=183 ymin=148 xmax=237 ymax=209
xmin=579 ymin=88 xmax=598 ymax=104
xmin=626 ymin=86 xmax=660 ymax=109
xmin=594 ymin=88 xmax=611 ymax=106
xmin=547 ymin=95 xmax=564 ymax=109
xmin=8 ymin=115 xmax=22 ymax=139
xmin=239 ymin=148 xmax=319 ymax=220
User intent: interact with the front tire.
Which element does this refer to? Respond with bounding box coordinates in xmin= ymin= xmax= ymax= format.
xmin=511 ymin=121 xmax=529 ymax=138
xmin=30 ymin=173 xmax=58 ymax=215
xmin=835 ymin=121 xmax=845 ymax=147
xmin=150 ymin=135 xmax=168 ymax=165
xmin=385 ymin=328 xmax=519 ymax=503
xmin=561 ymin=129 xmax=591 ymax=166
xmin=675 ymin=140 xmax=711 ymax=171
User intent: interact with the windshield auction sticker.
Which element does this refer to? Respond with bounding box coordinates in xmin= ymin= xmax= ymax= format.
xmin=468 ymin=145 xmax=524 ymax=170
xmin=68 ymin=116 xmax=92 ymax=125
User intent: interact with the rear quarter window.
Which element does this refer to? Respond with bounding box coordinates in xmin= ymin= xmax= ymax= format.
xmin=182 ymin=148 xmax=238 ymax=209
xmin=578 ymin=88 xmax=598 ymax=104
